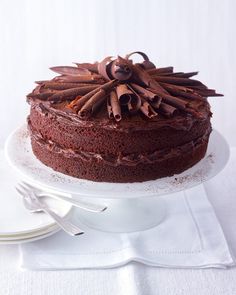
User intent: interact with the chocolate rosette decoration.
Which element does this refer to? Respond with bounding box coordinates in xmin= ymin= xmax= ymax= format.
xmin=27 ymin=51 xmax=223 ymax=121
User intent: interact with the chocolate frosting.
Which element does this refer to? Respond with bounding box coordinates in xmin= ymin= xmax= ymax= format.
xmin=27 ymin=51 xmax=222 ymax=122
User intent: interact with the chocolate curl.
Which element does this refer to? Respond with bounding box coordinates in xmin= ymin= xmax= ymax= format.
xmin=158 ymin=103 xmax=178 ymax=117
xmin=50 ymin=66 xmax=90 ymax=76
xmin=162 ymin=96 xmax=187 ymax=110
xmin=148 ymin=86 xmax=190 ymax=111
xmin=68 ymin=90 xmax=96 ymax=111
xmin=107 ymin=97 xmax=113 ymax=119
xmin=124 ymin=85 xmax=142 ymax=113
xmin=78 ymin=89 xmax=106 ymax=119
xmin=125 ymin=51 xmax=156 ymax=70
xmin=116 ymin=84 xmax=136 ymax=105
xmin=130 ymin=83 xmax=161 ymax=106
xmin=130 ymin=61 xmax=168 ymax=94
xmin=127 ymin=95 xmax=142 ymax=113
xmin=42 ymin=82 xmax=102 ymax=91
xmin=160 ymin=83 xmax=204 ymax=101
xmin=27 ymin=92 xmax=54 ymax=100
xmin=109 ymin=91 xmax=122 ymax=122
xmin=97 ymin=56 xmax=114 ymax=80
xmin=149 ymin=98 xmax=162 ymax=109
xmin=48 ymin=85 xmax=99 ymax=102
xmin=187 ymin=85 xmax=208 ymax=90
xmin=35 ymin=80 xmax=50 ymax=85
xmin=189 ymin=87 xmax=223 ymax=97
xmin=54 ymin=74 xmax=103 ymax=83
xmin=74 ymin=62 xmax=98 ymax=73
xmin=69 ymin=80 xmax=117 ymax=112
xmin=147 ymin=67 xmax=174 ymax=75
xmin=153 ymin=76 xmax=205 ymax=86
xmin=111 ymin=56 xmax=133 ymax=81
xmin=170 ymin=71 xmax=198 ymax=78
xmin=140 ymin=98 xmax=158 ymax=118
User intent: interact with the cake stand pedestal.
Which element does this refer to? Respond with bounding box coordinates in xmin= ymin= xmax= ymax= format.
xmin=5 ymin=125 xmax=230 ymax=233
xmin=73 ymin=196 xmax=167 ymax=232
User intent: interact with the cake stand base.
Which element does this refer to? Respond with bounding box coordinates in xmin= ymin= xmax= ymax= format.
xmin=74 ymin=196 xmax=167 ymax=233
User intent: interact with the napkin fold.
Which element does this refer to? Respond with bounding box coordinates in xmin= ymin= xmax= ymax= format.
xmin=19 ymin=184 xmax=234 ymax=270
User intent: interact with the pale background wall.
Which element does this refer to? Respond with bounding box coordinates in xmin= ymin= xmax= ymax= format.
xmin=0 ymin=0 xmax=235 ymax=147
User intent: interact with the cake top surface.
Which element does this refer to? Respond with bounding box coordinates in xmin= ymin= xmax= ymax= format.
xmin=27 ymin=51 xmax=222 ymax=129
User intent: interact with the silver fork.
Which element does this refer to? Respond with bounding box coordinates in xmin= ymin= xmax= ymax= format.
xmin=20 ymin=181 xmax=107 ymax=213
xmin=16 ymin=183 xmax=84 ymax=236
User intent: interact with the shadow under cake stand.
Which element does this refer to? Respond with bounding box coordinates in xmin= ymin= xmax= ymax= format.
xmin=5 ymin=125 xmax=230 ymax=233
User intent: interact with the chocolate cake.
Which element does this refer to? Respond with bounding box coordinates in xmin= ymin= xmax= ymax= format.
xmin=27 ymin=51 xmax=222 ymax=182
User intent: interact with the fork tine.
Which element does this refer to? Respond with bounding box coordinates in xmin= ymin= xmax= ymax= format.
xmin=17 ymin=184 xmax=35 ymax=201
xmin=15 ymin=186 xmax=26 ymax=197
xmin=18 ymin=182 xmax=36 ymax=199
xmin=17 ymin=183 xmax=29 ymax=194
xmin=21 ymin=181 xmax=35 ymax=190
xmin=20 ymin=182 xmax=31 ymax=191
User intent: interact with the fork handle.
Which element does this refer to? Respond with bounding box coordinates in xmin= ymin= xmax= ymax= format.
xmin=43 ymin=193 xmax=107 ymax=213
xmin=42 ymin=207 xmax=84 ymax=236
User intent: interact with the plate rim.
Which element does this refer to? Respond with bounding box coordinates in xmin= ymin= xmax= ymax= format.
xmin=0 ymin=227 xmax=60 ymax=245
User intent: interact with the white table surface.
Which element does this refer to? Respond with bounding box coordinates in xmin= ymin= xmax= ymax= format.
xmin=0 ymin=147 xmax=236 ymax=295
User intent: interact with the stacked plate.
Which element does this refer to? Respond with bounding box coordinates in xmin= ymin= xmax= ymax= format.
xmin=0 ymin=151 xmax=71 ymax=244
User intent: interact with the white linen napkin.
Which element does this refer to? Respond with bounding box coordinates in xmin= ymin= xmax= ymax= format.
xmin=19 ymin=184 xmax=234 ymax=270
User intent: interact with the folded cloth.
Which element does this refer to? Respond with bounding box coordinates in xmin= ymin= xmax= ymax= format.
xmin=19 ymin=184 xmax=234 ymax=270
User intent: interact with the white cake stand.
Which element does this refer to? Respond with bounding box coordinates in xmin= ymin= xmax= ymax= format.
xmin=5 ymin=125 xmax=230 ymax=233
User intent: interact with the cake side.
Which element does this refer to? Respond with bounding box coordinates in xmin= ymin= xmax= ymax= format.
xmin=29 ymin=122 xmax=210 ymax=182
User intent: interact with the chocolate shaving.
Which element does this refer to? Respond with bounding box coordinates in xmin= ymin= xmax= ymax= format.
xmin=140 ymin=98 xmax=158 ymax=118
xmin=48 ymin=85 xmax=99 ymax=102
xmin=42 ymin=82 xmax=92 ymax=90
xmin=78 ymin=89 xmax=106 ymax=119
xmin=109 ymin=91 xmax=122 ymax=121
xmin=107 ymin=98 xmax=113 ymax=119
xmin=28 ymin=51 xmax=223 ymax=121
xmin=162 ymin=95 xmax=188 ymax=110
xmin=54 ymin=74 xmax=103 ymax=83
xmin=69 ymin=80 xmax=117 ymax=112
xmin=153 ymin=76 xmax=205 ymax=86
xmin=116 ymin=84 xmax=136 ymax=105
xmin=160 ymin=83 xmax=204 ymax=101
xmin=158 ymin=103 xmax=177 ymax=117
xmin=125 ymin=51 xmax=156 ymax=70
xmin=27 ymin=92 xmax=54 ymax=100
xmin=150 ymin=97 xmax=162 ymax=109
xmin=111 ymin=56 xmax=133 ymax=81
xmin=147 ymin=67 xmax=174 ymax=75
xmin=130 ymin=83 xmax=160 ymax=103
xmin=170 ymin=71 xmax=198 ymax=78
xmin=74 ymin=62 xmax=98 ymax=73
xmin=97 ymin=57 xmax=114 ymax=80
xmin=50 ymin=66 xmax=90 ymax=76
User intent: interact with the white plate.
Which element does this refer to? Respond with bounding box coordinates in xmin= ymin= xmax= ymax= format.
xmin=0 ymin=150 xmax=71 ymax=236
xmin=5 ymin=125 xmax=230 ymax=199
xmin=0 ymin=227 xmax=60 ymax=244
xmin=0 ymin=224 xmax=59 ymax=241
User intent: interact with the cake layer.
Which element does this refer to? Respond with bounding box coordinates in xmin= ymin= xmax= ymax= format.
xmin=29 ymin=100 xmax=211 ymax=156
xmin=29 ymin=123 xmax=210 ymax=182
